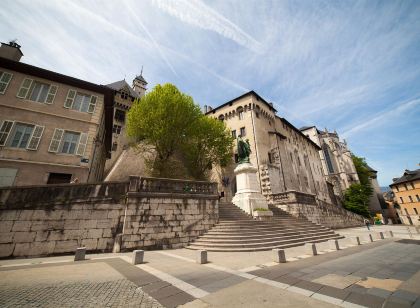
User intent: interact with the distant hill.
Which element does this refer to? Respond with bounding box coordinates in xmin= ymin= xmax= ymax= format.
xmin=380 ymin=186 xmax=390 ymax=193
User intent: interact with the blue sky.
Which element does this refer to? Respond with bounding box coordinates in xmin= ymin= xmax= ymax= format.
xmin=1 ymin=0 xmax=419 ymax=186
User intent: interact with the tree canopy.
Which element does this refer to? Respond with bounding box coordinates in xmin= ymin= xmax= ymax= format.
xmin=342 ymin=155 xmax=373 ymax=218
xmin=126 ymin=83 xmax=233 ymax=179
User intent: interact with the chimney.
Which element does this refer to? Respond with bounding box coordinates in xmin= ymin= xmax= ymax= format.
xmin=0 ymin=41 xmax=23 ymax=61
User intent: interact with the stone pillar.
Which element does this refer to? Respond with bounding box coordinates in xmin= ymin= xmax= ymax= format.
xmin=232 ymin=163 xmax=273 ymax=218
xmin=74 ymin=247 xmax=86 ymax=261
xmin=196 ymin=250 xmax=207 ymax=264
xmin=132 ymin=250 xmax=144 ymax=265
xmin=273 ymin=249 xmax=286 ymax=263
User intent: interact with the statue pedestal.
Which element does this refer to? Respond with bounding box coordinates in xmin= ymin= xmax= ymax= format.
xmin=232 ymin=163 xmax=273 ymax=219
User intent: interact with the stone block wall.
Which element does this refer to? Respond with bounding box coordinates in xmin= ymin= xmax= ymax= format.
xmin=274 ymin=199 xmax=364 ymax=229
xmin=0 ymin=177 xmax=219 ymax=258
xmin=122 ymin=194 xmax=218 ymax=250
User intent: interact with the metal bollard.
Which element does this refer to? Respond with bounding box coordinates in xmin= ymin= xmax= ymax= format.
xmin=74 ymin=247 xmax=86 ymax=261
xmin=355 ymin=236 xmax=361 ymax=245
xmin=196 ymin=250 xmax=207 ymax=264
xmin=132 ymin=250 xmax=144 ymax=265
xmin=273 ymin=249 xmax=286 ymax=263
xmin=389 ymin=230 xmax=394 ymax=237
xmin=379 ymin=232 xmax=385 ymax=239
xmin=369 ymin=234 xmax=374 ymax=242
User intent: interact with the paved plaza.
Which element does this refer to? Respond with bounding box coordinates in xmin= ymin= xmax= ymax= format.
xmin=0 ymin=225 xmax=420 ymax=308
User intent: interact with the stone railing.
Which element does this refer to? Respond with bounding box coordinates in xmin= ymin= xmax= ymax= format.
xmin=0 ymin=181 xmax=129 ymax=209
xmin=271 ymin=191 xmax=316 ymax=205
xmin=129 ymin=176 xmax=218 ymax=196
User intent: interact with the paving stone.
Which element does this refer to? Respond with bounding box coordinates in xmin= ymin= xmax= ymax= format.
xmin=366 ymin=287 xmax=392 ymax=298
xmin=294 ymin=280 xmax=324 ymax=292
xmin=390 ymin=289 xmax=418 ymax=303
xmin=317 ymin=285 xmax=351 ymax=300
xmin=147 ymin=285 xmax=183 ymax=300
xmin=344 ymin=292 xmax=385 ymax=308
xmin=345 ymin=284 xmax=368 ymax=295
xmin=141 ymin=280 xmax=172 ymax=293
xmin=382 ymin=297 xmax=412 ymax=308
xmin=274 ymin=274 xmax=301 ymax=286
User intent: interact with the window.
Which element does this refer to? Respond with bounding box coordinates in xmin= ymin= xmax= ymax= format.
xmin=240 ymin=127 xmax=246 ymax=137
xmin=61 ymin=132 xmax=80 ymax=154
xmin=48 ymin=128 xmax=88 ymax=156
xmin=411 ymin=183 xmax=415 ymax=189
xmin=238 ymin=110 xmax=244 ymax=120
xmin=9 ymin=123 xmax=34 ymax=148
xmin=0 ymin=121 xmax=44 ymax=150
xmin=114 ymin=109 xmax=126 ymax=123
xmin=231 ymin=130 xmax=236 ymax=139
xmin=404 ymin=208 xmax=409 ymax=215
xmin=400 ymin=197 xmax=404 ymax=203
xmin=404 ymin=183 xmax=408 ymax=190
xmin=218 ymin=115 xmax=224 ymax=122
xmin=113 ymin=125 xmax=122 ymax=134
xmin=0 ymin=71 xmax=13 ymax=94
xmin=16 ymin=78 xmax=57 ymax=104
xmin=47 ymin=173 xmax=72 ymax=184
xmin=396 ymin=186 xmax=399 ymax=192
xmin=414 ymin=208 xmax=418 ymax=215
xmin=64 ymin=89 xmax=97 ymax=113
xmin=409 ymin=196 xmax=413 ymax=202
xmin=416 ymin=195 xmax=420 ymax=202
xmin=120 ymin=92 xmax=128 ymax=99
xmin=112 ymin=142 xmax=118 ymax=151
xmin=268 ymin=152 xmax=272 ymax=164
xmin=322 ymin=144 xmax=335 ymax=174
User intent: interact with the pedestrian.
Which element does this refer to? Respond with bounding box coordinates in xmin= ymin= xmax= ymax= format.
xmin=364 ymin=218 xmax=370 ymax=230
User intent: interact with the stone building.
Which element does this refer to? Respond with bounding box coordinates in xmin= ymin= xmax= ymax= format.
xmin=206 ymin=91 xmax=332 ymax=207
xmin=390 ymin=169 xmax=420 ymax=226
xmin=366 ymin=165 xmax=388 ymax=219
xmin=300 ymin=126 xmax=359 ymax=200
xmin=0 ymin=41 xmax=114 ymax=186
xmin=104 ymin=74 xmax=147 ymax=176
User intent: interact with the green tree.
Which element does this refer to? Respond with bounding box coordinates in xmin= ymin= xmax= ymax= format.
xmin=126 ymin=83 xmax=233 ymax=179
xmin=182 ymin=116 xmax=233 ymax=180
xmin=343 ymin=155 xmax=373 ymax=218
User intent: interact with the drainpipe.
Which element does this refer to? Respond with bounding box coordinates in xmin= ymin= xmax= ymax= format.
xmin=250 ymin=106 xmax=262 ymax=193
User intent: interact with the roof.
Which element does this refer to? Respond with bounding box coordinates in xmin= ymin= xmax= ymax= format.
xmin=0 ymin=56 xmax=115 ymax=158
xmin=279 ymin=117 xmax=321 ymax=150
xmin=300 ymin=126 xmax=316 ymax=131
xmin=390 ymin=169 xmax=420 ymax=186
xmin=106 ymin=79 xmax=139 ymax=98
xmin=205 ymin=90 xmax=277 ymax=115
xmin=366 ymin=164 xmax=377 ymax=173
xmin=134 ymin=74 xmax=147 ymax=84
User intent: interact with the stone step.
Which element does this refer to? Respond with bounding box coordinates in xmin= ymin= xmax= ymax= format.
xmin=207 ymin=226 xmax=331 ymax=235
xmin=213 ymin=222 xmax=321 ymax=229
xmin=196 ymin=230 xmax=336 ymax=244
xmin=187 ymin=234 xmax=342 ymax=251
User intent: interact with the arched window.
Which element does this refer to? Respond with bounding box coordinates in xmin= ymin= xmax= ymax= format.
xmin=218 ymin=114 xmax=224 ymax=122
xmin=322 ymin=144 xmax=335 ymax=174
xmin=237 ymin=107 xmax=244 ymax=120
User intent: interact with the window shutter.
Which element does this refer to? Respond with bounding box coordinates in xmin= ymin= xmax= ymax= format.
xmin=64 ymin=89 xmax=76 ymax=108
xmin=76 ymin=133 xmax=88 ymax=156
xmin=45 ymin=85 xmax=58 ymax=104
xmin=27 ymin=125 xmax=45 ymax=150
xmin=48 ymin=128 xmax=64 ymax=153
xmin=0 ymin=72 xmax=13 ymax=94
xmin=0 ymin=120 xmax=14 ymax=146
xmin=88 ymin=95 xmax=97 ymax=113
xmin=16 ymin=78 xmax=33 ymax=98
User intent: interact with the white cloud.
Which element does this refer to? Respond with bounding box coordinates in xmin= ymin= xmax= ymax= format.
xmin=152 ymin=0 xmax=262 ymax=53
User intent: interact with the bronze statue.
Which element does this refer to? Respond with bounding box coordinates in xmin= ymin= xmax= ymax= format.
xmin=237 ymin=137 xmax=251 ymax=164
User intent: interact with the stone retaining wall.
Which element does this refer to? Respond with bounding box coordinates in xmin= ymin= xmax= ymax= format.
xmin=274 ymin=199 xmax=364 ymax=229
xmin=0 ymin=177 xmax=218 ymax=258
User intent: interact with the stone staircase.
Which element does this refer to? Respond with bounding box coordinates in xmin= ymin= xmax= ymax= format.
xmin=186 ymin=202 xmax=343 ymax=252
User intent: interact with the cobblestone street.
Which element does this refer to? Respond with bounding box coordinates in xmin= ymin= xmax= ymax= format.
xmin=0 ymin=279 xmax=162 ymax=308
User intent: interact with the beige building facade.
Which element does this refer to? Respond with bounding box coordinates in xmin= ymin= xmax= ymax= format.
xmin=0 ymin=42 xmax=114 ymax=186
xmin=300 ymin=126 xmax=359 ymax=199
xmin=205 ymin=91 xmax=333 ymax=207
xmin=390 ymin=169 xmax=420 ymax=226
